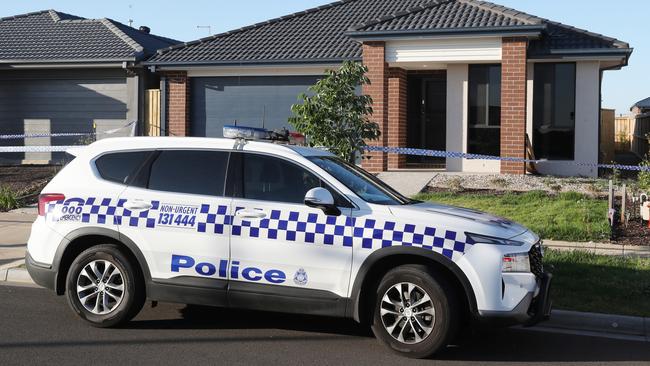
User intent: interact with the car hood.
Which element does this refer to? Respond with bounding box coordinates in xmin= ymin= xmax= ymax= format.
xmin=389 ymin=202 xmax=531 ymax=240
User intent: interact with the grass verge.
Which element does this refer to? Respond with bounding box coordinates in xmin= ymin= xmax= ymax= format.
xmin=545 ymin=250 xmax=650 ymax=317
xmin=414 ymin=191 xmax=610 ymax=242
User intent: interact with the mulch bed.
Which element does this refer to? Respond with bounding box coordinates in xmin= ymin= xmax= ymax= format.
xmin=612 ymin=195 xmax=650 ymax=247
xmin=612 ymin=220 xmax=650 ymax=246
xmin=0 ymin=165 xmax=60 ymax=203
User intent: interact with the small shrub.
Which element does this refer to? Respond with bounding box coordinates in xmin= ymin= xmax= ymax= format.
xmin=586 ymin=183 xmax=601 ymax=197
xmin=638 ymin=158 xmax=650 ymax=193
xmin=489 ymin=177 xmax=509 ymax=189
xmin=549 ymin=184 xmax=563 ymax=194
xmin=0 ymin=186 xmax=18 ymax=211
xmin=446 ymin=177 xmax=464 ymax=192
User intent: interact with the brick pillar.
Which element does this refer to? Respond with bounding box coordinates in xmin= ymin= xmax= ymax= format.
xmin=165 ymin=71 xmax=190 ymax=137
xmin=361 ymin=42 xmax=388 ymax=173
xmin=388 ymin=68 xmax=408 ymax=170
xmin=500 ymin=37 xmax=528 ymax=175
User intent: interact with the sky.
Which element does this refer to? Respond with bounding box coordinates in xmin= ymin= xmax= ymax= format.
xmin=3 ymin=0 xmax=647 ymax=115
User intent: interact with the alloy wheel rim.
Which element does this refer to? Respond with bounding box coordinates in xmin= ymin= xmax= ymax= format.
xmin=76 ymin=260 xmax=125 ymax=315
xmin=380 ymin=282 xmax=435 ymax=344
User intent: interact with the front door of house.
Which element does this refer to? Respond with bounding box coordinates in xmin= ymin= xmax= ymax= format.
xmin=407 ymin=74 xmax=447 ymax=167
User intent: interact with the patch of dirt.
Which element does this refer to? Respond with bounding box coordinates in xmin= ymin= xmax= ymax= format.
xmin=0 ymin=165 xmax=60 ymax=203
xmin=612 ymin=195 xmax=650 ymax=247
xmin=613 ymin=220 xmax=650 ymax=247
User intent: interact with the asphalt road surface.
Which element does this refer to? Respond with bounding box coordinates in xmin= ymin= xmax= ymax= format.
xmin=1 ymin=284 xmax=649 ymax=365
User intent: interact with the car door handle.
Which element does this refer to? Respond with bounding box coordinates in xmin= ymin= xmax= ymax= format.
xmin=123 ymin=200 xmax=152 ymax=211
xmin=235 ymin=209 xmax=266 ymax=219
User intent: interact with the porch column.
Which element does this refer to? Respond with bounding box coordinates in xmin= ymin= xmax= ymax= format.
xmin=165 ymin=71 xmax=190 ymax=137
xmin=388 ymin=68 xmax=408 ymax=170
xmin=361 ymin=42 xmax=388 ymax=173
xmin=500 ymin=37 xmax=528 ymax=175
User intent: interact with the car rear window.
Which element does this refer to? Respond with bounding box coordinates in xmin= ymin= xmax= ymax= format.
xmin=95 ymin=151 xmax=150 ymax=184
xmin=148 ymin=150 xmax=229 ymax=196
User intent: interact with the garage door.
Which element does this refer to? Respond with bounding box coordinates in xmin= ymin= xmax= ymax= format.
xmin=0 ymin=75 xmax=128 ymax=162
xmin=190 ymin=76 xmax=320 ymax=137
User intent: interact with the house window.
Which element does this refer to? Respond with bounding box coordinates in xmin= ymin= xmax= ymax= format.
xmin=533 ymin=63 xmax=576 ymax=160
xmin=468 ymin=65 xmax=501 ymax=156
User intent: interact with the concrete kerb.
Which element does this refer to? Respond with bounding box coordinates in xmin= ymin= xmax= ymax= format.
xmin=526 ymin=309 xmax=650 ymax=343
xmin=0 ymin=259 xmax=34 ymax=285
xmin=544 ymin=240 xmax=650 ymax=257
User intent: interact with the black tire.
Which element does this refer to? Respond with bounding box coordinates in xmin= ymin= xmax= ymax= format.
xmin=370 ymin=264 xmax=459 ymax=359
xmin=65 ymin=244 xmax=145 ymax=328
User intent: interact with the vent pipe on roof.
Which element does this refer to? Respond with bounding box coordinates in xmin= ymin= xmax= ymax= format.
xmin=139 ymin=26 xmax=150 ymax=34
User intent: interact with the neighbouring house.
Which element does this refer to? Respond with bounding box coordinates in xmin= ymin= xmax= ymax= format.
xmin=0 ymin=10 xmax=179 ymax=164
xmin=631 ymin=97 xmax=650 ymax=116
xmin=146 ymin=0 xmax=632 ymax=177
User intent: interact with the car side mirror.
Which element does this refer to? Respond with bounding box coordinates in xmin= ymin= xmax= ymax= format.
xmin=304 ymin=187 xmax=341 ymax=216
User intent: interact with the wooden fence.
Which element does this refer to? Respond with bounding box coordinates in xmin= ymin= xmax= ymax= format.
xmin=144 ymin=89 xmax=161 ymax=136
xmin=600 ymin=109 xmax=615 ymax=163
xmin=615 ymin=115 xmax=635 ymax=151
xmin=632 ymin=113 xmax=650 ymax=157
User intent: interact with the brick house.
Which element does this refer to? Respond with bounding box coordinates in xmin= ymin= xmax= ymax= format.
xmin=145 ymin=0 xmax=632 ymax=177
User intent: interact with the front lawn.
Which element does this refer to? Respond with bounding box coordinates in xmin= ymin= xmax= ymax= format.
xmin=544 ymin=250 xmax=650 ymax=317
xmin=414 ymin=191 xmax=610 ymax=242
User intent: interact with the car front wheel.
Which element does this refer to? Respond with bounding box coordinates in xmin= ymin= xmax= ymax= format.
xmin=371 ymin=264 xmax=459 ymax=359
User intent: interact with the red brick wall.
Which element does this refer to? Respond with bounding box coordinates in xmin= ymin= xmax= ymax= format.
xmin=500 ymin=37 xmax=528 ymax=175
xmin=388 ymin=67 xmax=408 ymax=170
xmin=361 ymin=42 xmax=388 ymax=173
xmin=165 ymin=71 xmax=190 ymax=137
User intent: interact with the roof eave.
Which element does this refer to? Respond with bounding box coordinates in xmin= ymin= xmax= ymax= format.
xmin=144 ymin=57 xmax=359 ymax=68
xmin=345 ymin=25 xmax=546 ymax=41
xmin=0 ymin=58 xmax=137 ymax=68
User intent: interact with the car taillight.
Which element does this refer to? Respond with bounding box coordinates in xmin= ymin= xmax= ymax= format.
xmin=38 ymin=194 xmax=65 ymax=216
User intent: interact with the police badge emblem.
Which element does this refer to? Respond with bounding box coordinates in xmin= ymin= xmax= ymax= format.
xmin=293 ymin=268 xmax=308 ymax=286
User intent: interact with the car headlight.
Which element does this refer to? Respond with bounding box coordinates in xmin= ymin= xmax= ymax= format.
xmin=465 ymin=232 xmax=525 ymax=247
xmin=502 ymin=253 xmax=531 ymax=273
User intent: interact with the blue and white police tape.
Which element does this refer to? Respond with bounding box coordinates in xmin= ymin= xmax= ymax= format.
xmin=0 ymin=146 xmax=78 ymax=153
xmin=364 ymin=146 xmax=650 ymax=172
xmin=0 ymin=120 xmax=137 ymax=140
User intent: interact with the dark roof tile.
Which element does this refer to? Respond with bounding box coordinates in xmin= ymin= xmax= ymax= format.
xmin=0 ymin=10 xmax=180 ymax=63
xmin=147 ymin=0 xmax=630 ymax=65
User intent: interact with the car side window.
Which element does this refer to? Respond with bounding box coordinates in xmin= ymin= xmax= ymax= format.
xmin=95 ymin=151 xmax=151 ymax=184
xmin=240 ymin=153 xmax=323 ymax=204
xmin=147 ymin=150 xmax=229 ymax=196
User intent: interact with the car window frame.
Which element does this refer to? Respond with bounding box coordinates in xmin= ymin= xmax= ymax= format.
xmin=92 ymin=149 xmax=157 ymax=186
xmin=130 ymin=148 xmax=232 ymax=198
xmin=226 ymin=151 xmax=355 ymax=208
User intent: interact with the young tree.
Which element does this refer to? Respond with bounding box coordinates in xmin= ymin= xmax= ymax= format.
xmin=289 ymin=61 xmax=380 ymax=163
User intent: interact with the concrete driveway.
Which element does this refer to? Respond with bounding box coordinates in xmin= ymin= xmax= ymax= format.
xmin=0 ymin=208 xmax=35 ymax=267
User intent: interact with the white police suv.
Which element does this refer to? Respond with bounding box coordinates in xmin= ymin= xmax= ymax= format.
xmin=26 ymin=133 xmax=551 ymax=358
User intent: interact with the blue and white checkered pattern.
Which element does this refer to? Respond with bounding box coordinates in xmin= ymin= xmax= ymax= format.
xmin=46 ymin=197 xmax=474 ymax=261
xmin=47 ymin=197 xmax=158 ymax=228
xmin=232 ymin=209 xmax=354 ymax=247
xmin=196 ymin=204 xmax=230 ymax=234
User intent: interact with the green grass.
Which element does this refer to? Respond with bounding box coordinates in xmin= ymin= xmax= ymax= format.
xmin=0 ymin=185 xmax=18 ymax=212
xmin=413 ymin=191 xmax=610 ymax=242
xmin=545 ymin=250 xmax=650 ymax=317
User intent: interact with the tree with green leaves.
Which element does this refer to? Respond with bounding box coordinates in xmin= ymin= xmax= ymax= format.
xmin=289 ymin=61 xmax=380 ymax=163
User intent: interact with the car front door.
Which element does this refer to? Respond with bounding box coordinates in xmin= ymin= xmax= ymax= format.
xmin=118 ymin=149 xmax=232 ymax=306
xmin=227 ymin=152 xmax=354 ymax=315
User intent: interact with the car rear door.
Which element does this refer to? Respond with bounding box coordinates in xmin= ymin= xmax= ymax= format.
xmin=118 ymin=149 xmax=232 ymax=305
xmin=227 ymin=151 xmax=354 ymax=316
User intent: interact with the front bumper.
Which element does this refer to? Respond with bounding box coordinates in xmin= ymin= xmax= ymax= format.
xmin=476 ymin=271 xmax=552 ymax=327
xmin=25 ymin=252 xmax=57 ymax=291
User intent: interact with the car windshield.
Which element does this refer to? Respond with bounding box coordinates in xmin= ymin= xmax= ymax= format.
xmin=308 ymin=156 xmax=414 ymax=205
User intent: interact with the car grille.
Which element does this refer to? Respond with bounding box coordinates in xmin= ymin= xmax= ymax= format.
xmin=529 ymin=242 xmax=544 ymax=278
